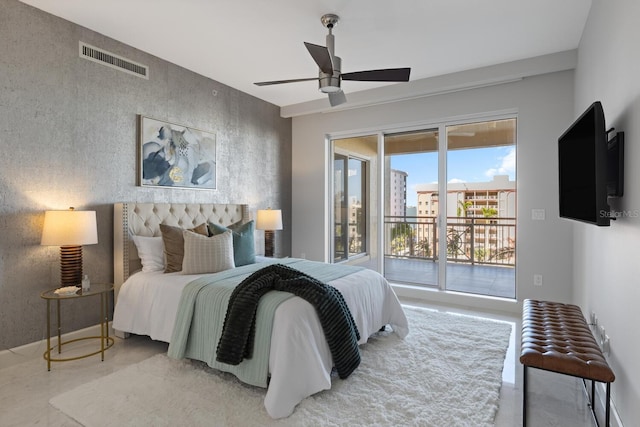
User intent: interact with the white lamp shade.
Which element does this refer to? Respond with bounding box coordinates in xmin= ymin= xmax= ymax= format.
xmin=41 ymin=210 xmax=98 ymax=246
xmin=256 ymin=209 xmax=283 ymax=231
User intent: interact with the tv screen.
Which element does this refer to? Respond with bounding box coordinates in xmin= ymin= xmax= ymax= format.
xmin=558 ymin=101 xmax=610 ymax=226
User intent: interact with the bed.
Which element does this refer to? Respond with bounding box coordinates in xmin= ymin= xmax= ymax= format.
xmin=112 ymin=202 xmax=409 ymax=419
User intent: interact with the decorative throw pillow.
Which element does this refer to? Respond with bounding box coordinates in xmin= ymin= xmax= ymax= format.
xmin=208 ymin=220 xmax=256 ymax=266
xmin=181 ymin=229 xmax=235 ymax=275
xmin=159 ymin=223 xmax=208 ymax=273
xmin=132 ymin=235 xmax=165 ymax=272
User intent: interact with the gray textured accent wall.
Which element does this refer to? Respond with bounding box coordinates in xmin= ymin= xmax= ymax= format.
xmin=0 ymin=0 xmax=291 ymax=349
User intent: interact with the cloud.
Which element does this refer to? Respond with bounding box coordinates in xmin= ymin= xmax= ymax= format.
xmin=485 ymin=147 xmax=515 ymax=178
xmin=448 ymin=178 xmax=466 ymax=184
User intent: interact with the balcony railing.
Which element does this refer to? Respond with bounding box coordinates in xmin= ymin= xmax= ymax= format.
xmin=384 ymin=215 xmax=516 ymax=266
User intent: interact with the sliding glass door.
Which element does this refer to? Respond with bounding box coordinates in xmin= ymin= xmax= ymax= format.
xmin=383 ymin=129 xmax=439 ymax=286
xmin=444 ymin=119 xmax=516 ymax=297
xmin=330 ymin=117 xmax=516 ymax=299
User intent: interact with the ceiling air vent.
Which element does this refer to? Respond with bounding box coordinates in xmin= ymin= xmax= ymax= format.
xmin=79 ymin=42 xmax=148 ymax=79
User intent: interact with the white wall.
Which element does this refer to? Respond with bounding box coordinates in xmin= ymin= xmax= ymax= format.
xmin=292 ymin=66 xmax=576 ymax=313
xmin=573 ymin=1 xmax=640 ymax=424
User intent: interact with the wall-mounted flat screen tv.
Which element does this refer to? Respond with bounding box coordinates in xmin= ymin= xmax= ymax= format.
xmin=558 ymin=101 xmax=623 ymax=226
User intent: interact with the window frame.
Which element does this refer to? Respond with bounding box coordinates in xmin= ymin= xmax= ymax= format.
xmin=331 ymin=147 xmax=370 ymax=263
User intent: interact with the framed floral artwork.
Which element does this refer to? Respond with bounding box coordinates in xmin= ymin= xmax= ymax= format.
xmin=138 ymin=115 xmax=216 ymax=189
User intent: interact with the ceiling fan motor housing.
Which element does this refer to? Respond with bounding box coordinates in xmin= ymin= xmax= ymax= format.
xmin=319 ymin=55 xmax=341 ymax=93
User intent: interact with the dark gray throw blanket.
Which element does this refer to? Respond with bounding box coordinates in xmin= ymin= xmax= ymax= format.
xmin=216 ymin=264 xmax=361 ymax=379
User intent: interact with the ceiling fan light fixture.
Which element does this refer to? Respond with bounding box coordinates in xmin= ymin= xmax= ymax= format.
xmin=320 ymin=84 xmax=341 ymax=93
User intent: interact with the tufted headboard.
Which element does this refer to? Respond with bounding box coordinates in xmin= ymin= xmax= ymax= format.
xmin=113 ymin=202 xmax=249 ymax=302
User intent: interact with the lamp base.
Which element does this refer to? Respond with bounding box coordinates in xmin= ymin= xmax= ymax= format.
xmin=60 ymin=245 xmax=83 ymax=286
xmin=264 ymin=230 xmax=275 ymax=258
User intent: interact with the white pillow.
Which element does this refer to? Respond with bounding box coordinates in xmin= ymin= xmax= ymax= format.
xmin=181 ymin=230 xmax=235 ymax=275
xmin=132 ymin=235 xmax=165 ymax=272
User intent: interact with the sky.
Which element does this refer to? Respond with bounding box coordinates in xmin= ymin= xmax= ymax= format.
xmin=391 ymin=146 xmax=516 ymax=206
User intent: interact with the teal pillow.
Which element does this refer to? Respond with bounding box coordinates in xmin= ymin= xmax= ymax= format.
xmin=208 ymin=220 xmax=256 ymax=266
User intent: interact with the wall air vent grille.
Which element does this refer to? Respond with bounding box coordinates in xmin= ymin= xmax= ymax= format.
xmin=79 ymin=42 xmax=148 ymax=79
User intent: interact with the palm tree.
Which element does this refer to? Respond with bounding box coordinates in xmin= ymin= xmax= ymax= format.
xmin=457 ymin=200 xmax=473 ymax=217
xmin=481 ymin=207 xmax=498 ymax=218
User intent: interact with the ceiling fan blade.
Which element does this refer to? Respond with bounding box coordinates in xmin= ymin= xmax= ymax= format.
xmin=304 ymin=42 xmax=334 ymax=74
xmin=328 ymin=90 xmax=347 ymax=107
xmin=341 ymin=68 xmax=411 ymax=82
xmin=254 ymin=77 xmax=318 ymax=86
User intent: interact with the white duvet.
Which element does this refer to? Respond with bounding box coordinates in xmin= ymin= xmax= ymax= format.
xmin=113 ymin=264 xmax=409 ymax=419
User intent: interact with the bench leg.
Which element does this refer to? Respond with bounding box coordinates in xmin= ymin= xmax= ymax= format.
xmin=581 ymin=378 xmax=612 ymax=427
xmin=522 ymin=365 xmax=528 ymax=427
xmin=606 ymin=382 xmax=611 ymax=427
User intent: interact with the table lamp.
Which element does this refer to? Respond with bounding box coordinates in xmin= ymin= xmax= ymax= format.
xmin=41 ymin=208 xmax=98 ymax=287
xmin=256 ymin=208 xmax=283 ymax=257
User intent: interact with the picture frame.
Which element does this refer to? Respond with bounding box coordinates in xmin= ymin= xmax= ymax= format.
xmin=138 ymin=115 xmax=216 ymax=189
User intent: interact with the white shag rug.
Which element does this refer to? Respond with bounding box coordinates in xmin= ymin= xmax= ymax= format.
xmin=50 ymin=307 xmax=512 ymax=427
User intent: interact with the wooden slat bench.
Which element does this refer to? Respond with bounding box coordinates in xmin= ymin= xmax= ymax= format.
xmin=520 ymin=299 xmax=615 ymax=427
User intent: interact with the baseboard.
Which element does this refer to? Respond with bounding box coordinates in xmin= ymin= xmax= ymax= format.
xmin=392 ymin=283 xmax=521 ymax=315
xmin=0 ymin=322 xmax=112 ymax=370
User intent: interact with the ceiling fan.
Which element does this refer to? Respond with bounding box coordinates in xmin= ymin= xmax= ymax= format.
xmin=254 ymin=14 xmax=411 ymax=107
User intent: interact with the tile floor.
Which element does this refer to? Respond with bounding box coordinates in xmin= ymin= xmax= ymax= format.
xmin=0 ymin=299 xmax=595 ymax=427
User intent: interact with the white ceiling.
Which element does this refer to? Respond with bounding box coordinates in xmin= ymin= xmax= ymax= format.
xmin=21 ymin=0 xmax=591 ymax=111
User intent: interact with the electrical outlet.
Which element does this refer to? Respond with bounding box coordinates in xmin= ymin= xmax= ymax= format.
xmin=533 ymin=274 xmax=543 ymax=286
xmin=531 ymin=209 xmax=546 ymax=220
xmin=603 ymin=335 xmax=610 ymax=354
